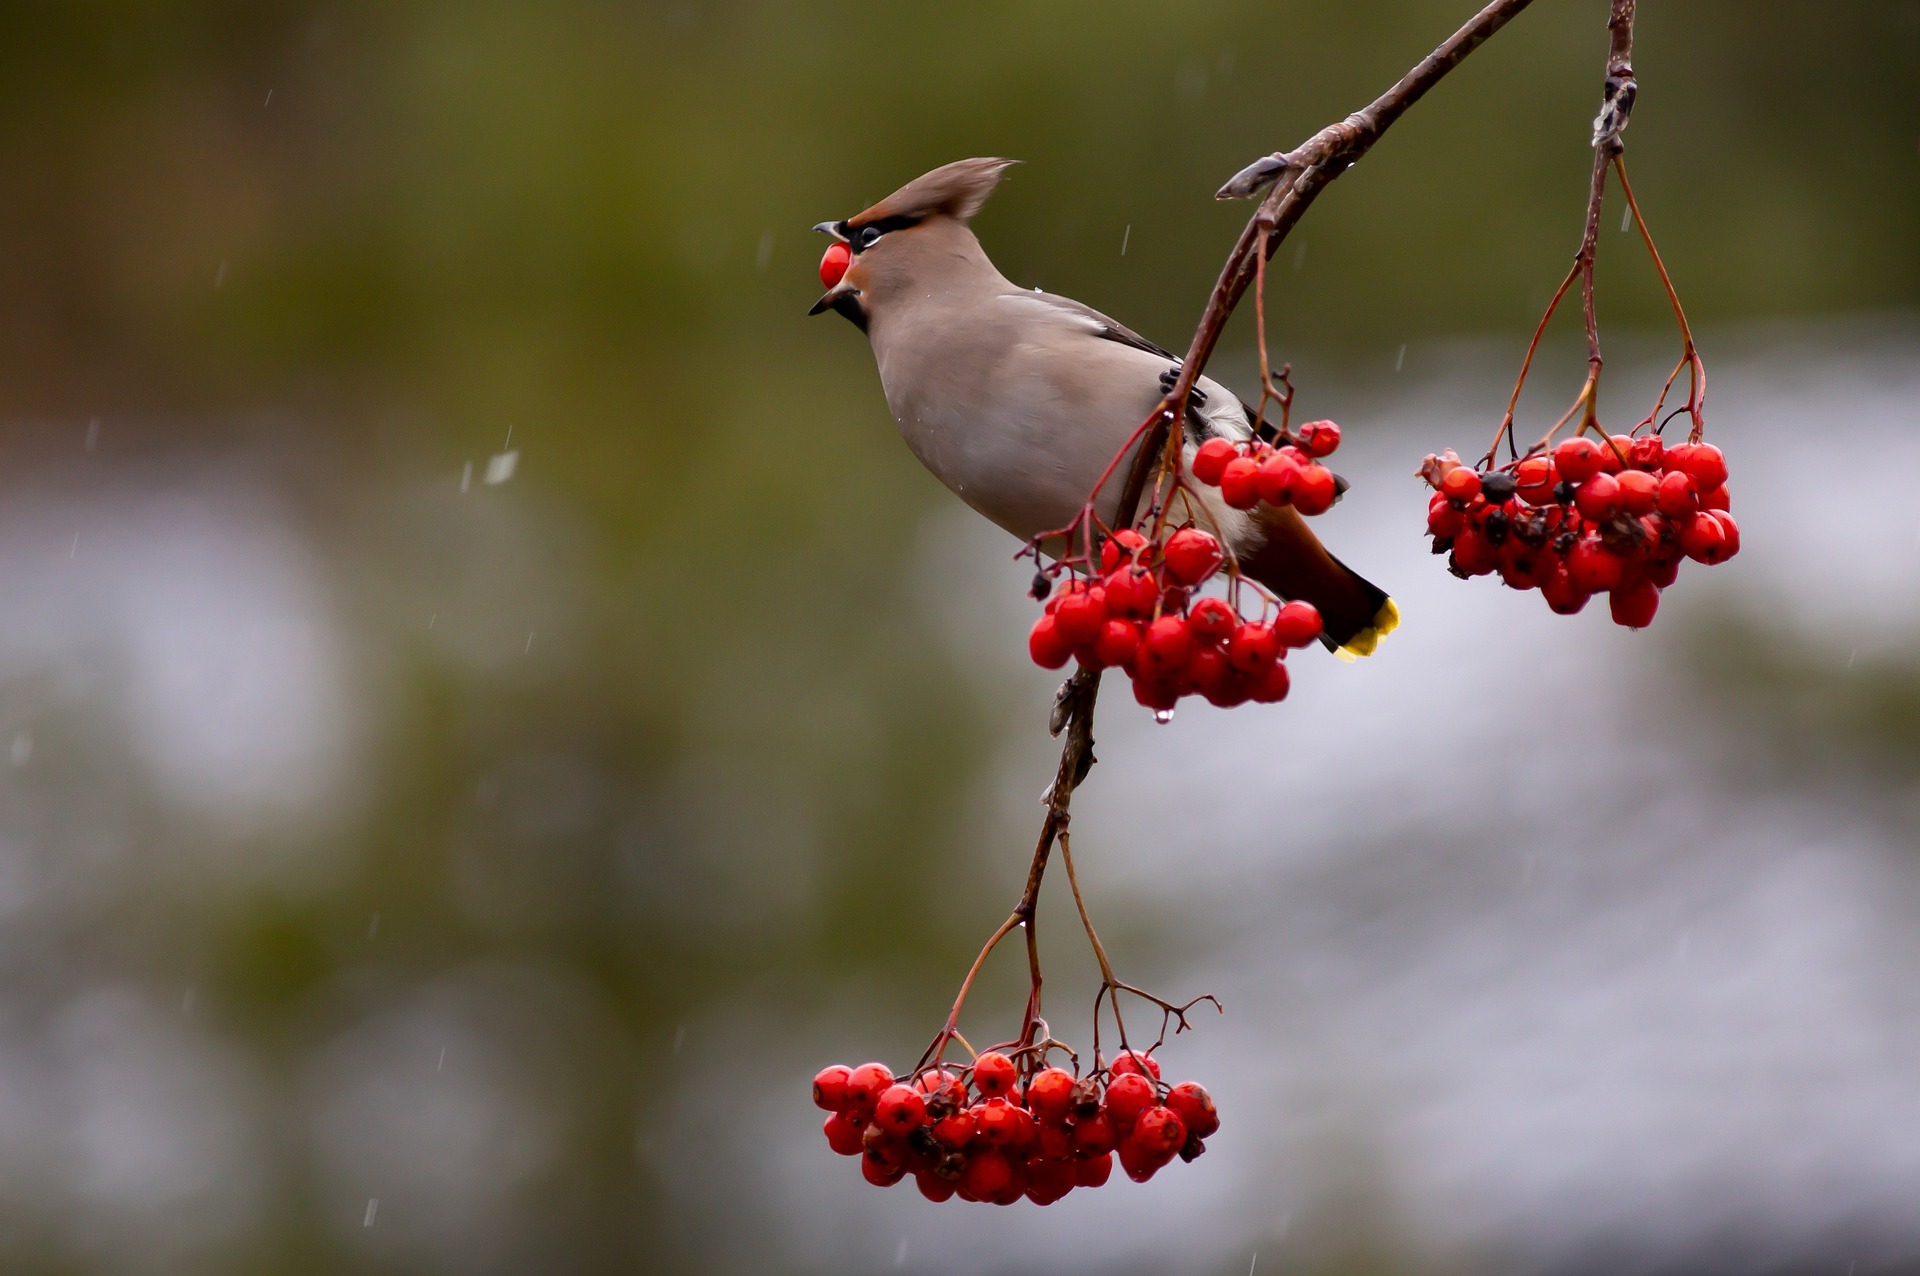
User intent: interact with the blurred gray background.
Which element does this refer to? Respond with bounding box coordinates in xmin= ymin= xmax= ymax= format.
xmin=1 ymin=2 xmax=1918 ymax=1273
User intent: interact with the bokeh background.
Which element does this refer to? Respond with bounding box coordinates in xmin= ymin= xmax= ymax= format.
xmin=1 ymin=2 xmax=1918 ymax=1272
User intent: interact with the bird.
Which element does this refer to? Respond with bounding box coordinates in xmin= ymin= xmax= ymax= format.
xmin=808 ymin=157 xmax=1397 ymax=657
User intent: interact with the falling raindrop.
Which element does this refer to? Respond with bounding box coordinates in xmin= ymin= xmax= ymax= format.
xmin=460 ymin=461 xmax=473 ymax=493
xmin=84 ymin=417 xmax=100 ymax=450
xmin=1396 ymin=343 xmax=1407 ymax=372
xmin=214 ymin=260 xmax=228 ymax=288
xmin=757 ymin=230 xmax=775 ymax=271
xmin=1120 ymin=224 xmax=1131 ymax=256
xmin=1293 ymin=241 xmax=1306 ymax=271
xmin=485 ymin=451 xmax=520 ymax=485
xmin=363 ymin=1198 xmax=378 ymax=1228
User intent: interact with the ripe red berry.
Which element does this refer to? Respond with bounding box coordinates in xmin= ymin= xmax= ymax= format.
xmin=960 ymin=1150 xmax=1013 ymax=1199
xmin=1075 ymin=1152 xmax=1114 ymax=1187
xmin=862 ymin=1152 xmax=907 ymax=1187
xmin=1679 ymin=511 xmax=1731 ymax=564
xmin=1451 ymin=526 xmax=1498 ymax=576
xmin=1117 ymin=1135 xmax=1162 ymax=1183
xmin=1137 ymin=615 xmax=1195 ymax=679
xmin=972 ymin=1051 xmax=1017 ymax=1099
xmin=1656 ymin=470 xmax=1699 ymax=518
xmin=1188 ymin=597 xmax=1236 ymax=644
xmin=1553 ymin=437 xmax=1604 ymax=484
xmin=1609 ymin=577 xmax=1660 ymax=629
xmin=1291 ymin=463 xmax=1338 ymax=516
xmin=1099 ymin=529 xmax=1150 ymax=573
xmin=1428 ymin=493 xmax=1467 ymax=538
xmin=1024 ymin=1157 xmax=1078 ymax=1206
xmin=1566 ymin=536 xmax=1624 ymax=592
xmin=1071 ymin=1108 xmax=1118 ymax=1156
xmin=1646 ymin=554 xmax=1681 ymax=589
xmin=1163 ymin=528 xmax=1224 ymax=585
xmin=1220 ymin=456 xmax=1262 ymax=509
xmin=1515 ymin=455 xmax=1557 ymax=506
xmin=1601 ymin=434 xmax=1635 ymax=473
xmin=1132 ymin=676 xmax=1180 ymax=712
xmin=1540 ymin=566 xmax=1590 ymax=615
xmin=1440 ymin=466 xmax=1482 ymax=504
xmin=1130 ymin=1105 xmax=1188 ymax=1161
xmin=1296 ymin=419 xmax=1342 ymax=457
xmin=1708 ymin=510 xmax=1740 ymax=558
xmin=1053 ymin=584 xmax=1107 ymax=646
xmin=823 ymin=1110 xmax=864 ymax=1156
xmin=1226 ymin=622 xmax=1280 ymax=675
xmin=1256 ymin=451 xmax=1301 ymax=505
xmin=915 ymin=1170 xmax=958 ymax=1203
xmin=1110 ymin=1050 xmax=1160 ymax=1080
xmin=813 ymin=1064 xmax=852 ymax=1112
xmin=1700 ymin=483 xmax=1730 ymax=512
xmin=1272 ymin=600 xmax=1324 ymax=648
xmin=1677 ymin=442 xmax=1728 ymax=489
xmin=819 ymin=241 xmax=851 ymax=289
xmin=1575 ymin=472 xmax=1622 ymax=520
xmin=1195 ymin=652 xmax=1250 ymax=708
xmin=844 ymin=1062 xmax=894 ymax=1116
xmin=1034 ymin=1120 xmax=1075 ymax=1160
xmin=1092 ymin=618 xmax=1142 ymax=669
xmin=1028 ymin=614 xmax=1072 ymax=669
xmin=1165 ymin=1081 xmax=1219 ymax=1139
xmin=1250 ymin=658 xmax=1292 ymax=704
xmin=873 ymin=1084 xmax=928 ymax=1136
xmin=972 ymin=1098 xmax=1033 ymax=1148
xmin=931 ymin=1109 xmax=975 ymax=1149
xmin=1616 ymin=469 xmax=1660 ymax=516
xmin=1104 ymin=1072 xmax=1156 ymax=1130
xmin=1104 ymin=567 xmax=1158 ymax=619
xmin=1192 ymin=437 xmax=1240 ymax=485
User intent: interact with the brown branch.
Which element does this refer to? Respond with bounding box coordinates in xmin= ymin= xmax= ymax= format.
xmin=939 ymin=0 xmax=1543 ymax=1075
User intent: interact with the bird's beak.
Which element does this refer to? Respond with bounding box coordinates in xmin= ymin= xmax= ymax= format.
xmin=813 ymin=220 xmax=849 ymax=243
xmin=807 ymin=281 xmax=858 ymax=317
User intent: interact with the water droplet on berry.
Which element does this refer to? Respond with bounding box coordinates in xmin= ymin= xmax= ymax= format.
xmin=1153 ymin=709 xmax=1174 ymax=725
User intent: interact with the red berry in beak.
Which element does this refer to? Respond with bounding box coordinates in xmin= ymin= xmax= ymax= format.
xmin=819 ymin=241 xmax=851 ymax=289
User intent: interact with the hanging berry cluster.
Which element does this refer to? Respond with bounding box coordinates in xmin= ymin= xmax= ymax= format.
xmin=814 ymin=1049 xmax=1217 ymax=1205
xmin=1421 ymin=435 xmax=1737 ymax=628
xmin=1025 ymin=421 xmax=1348 ymax=714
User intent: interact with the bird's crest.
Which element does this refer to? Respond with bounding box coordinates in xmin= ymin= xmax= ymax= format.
xmin=851 ymin=157 xmax=1019 ymax=228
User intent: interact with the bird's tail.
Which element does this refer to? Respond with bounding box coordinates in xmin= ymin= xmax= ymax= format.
xmin=1241 ymin=506 xmax=1399 ymax=659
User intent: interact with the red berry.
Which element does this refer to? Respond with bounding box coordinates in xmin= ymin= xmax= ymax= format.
xmin=1028 ymin=614 xmax=1072 ymax=669
xmin=1709 ymin=510 xmax=1740 ymax=558
xmin=1296 ymin=419 xmax=1341 ymax=457
xmin=1117 ymin=1135 xmax=1162 ymax=1182
xmin=1554 ymin=437 xmax=1604 ymax=484
xmin=1272 ymin=600 xmax=1324 ymax=648
xmin=862 ymin=1152 xmax=907 ymax=1187
xmin=1540 ymin=566 xmax=1590 ymax=615
xmin=1226 ymin=622 xmax=1280 ymax=675
xmin=1099 ymin=529 xmax=1150 ymax=573
xmin=1677 ymin=442 xmax=1728 ymax=489
xmin=1053 ymin=584 xmax=1107 ymax=646
xmin=1515 ymin=455 xmax=1557 ymax=506
xmin=1291 ymin=463 xmax=1338 ymax=516
xmin=1104 ymin=567 xmax=1158 ymax=619
xmin=823 ymin=1110 xmax=864 ymax=1156
xmin=1646 ymin=554 xmax=1681 ymax=589
xmin=1131 ymin=675 xmax=1180 ymax=712
xmin=1256 ymin=452 xmax=1301 ymax=505
xmin=844 ymin=1062 xmax=894 ymax=1116
xmin=1628 ymin=433 xmax=1666 ymax=471
xmin=1165 ymin=1082 xmax=1219 ymax=1139
xmin=1024 ymin=1157 xmax=1078 ymax=1206
xmin=1575 ymin=472 xmax=1622 ymax=520
xmin=1616 ymin=469 xmax=1660 ymax=516
xmin=1600 ymin=434 xmax=1634 ymax=473
xmin=1130 ymin=1105 xmax=1188 ymax=1161
xmin=1679 ymin=512 xmax=1731 ymax=564
xmin=1192 ymin=437 xmax=1240 ymax=486
xmin=813 ymin=1065 xmax=852 ymax=1112
xmin=1137 ymin=616 xmax=1194 ymax=678
xmin=960 ymin=1150 xmax=1012 ymax=1199
xmin=1110 ymin=1050 xmax=1160 ymax=1080
xmin=819 ymin=241 xmax=851 ymax=289
xmin=972 ymin=1098 xmax=1034 ymax=1149
xmin=1609 ymin=577 xmax=1660 ymax=629
xmin=1440 ymin=466 xmax=1482 ymax=504
xmin=1566 ymin=536 xmax=1624 ymax=592
xmin=1188 ymin=597 xmax=1236 ymax=644
xmin=1071 ymin=1109 xmax=1118 ymax=1155
xmin=1035 ymin=1120 xmax=1074 ymax=1160
xmin=1451 ymin=527 xmax=1498 ymax=576
xmin=1700 ymin=484 xmax=1730 ymax=513
xmin=931 ymin=1109 xmax=975 ymax=1149
xmin=915 ymin=1170 xmax=957 ymax=1203
xmin=1428 ymin=493 xmax=1467 ymax=538
xmin=1220 ymin=457 xmax=1262 ymax=509
xmin=874 ymin=1084 xmax=928 ymax=1136
xmin=1163 ymin=528 xmax=1224 ymax=585
xmin=1092 ymin=618 xmax=1142 ymax=669
xmin=972 ymin=1051 xmax=1017 ymax=1099
xmin=1075 ymin=1152 xmax=1114 ymax=1187
xmin=1104 ymin=1072 xmax=1155 ymax=1130
xmin=1656 ymin=470 xmax=1699 ymax=518
xmin=1249 ymin=658 xmax=1292 ymax=704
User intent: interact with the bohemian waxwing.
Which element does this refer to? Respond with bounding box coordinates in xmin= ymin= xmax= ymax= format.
xmin=809 ymin=157 xmax=1397 ymax=656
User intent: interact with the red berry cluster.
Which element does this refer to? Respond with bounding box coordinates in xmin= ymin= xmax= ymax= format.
xmin=1423 ymin=435 xmax=1738 ymax=628
xmin=813 ymin=1050 xmax=1218 ymax=1205
xmin=1026 ymin=421 xmax=1350 ymax=713
xmin=1188 ymin=418 xmax=1344 ymax=515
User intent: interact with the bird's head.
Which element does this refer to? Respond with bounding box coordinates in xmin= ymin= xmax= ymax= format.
xmin=808 ymin=157 xmax=1018 ymax=331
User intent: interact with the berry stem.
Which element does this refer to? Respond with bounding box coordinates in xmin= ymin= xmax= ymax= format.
xmin=1612 ymin=153 xmax=1706 ymax=440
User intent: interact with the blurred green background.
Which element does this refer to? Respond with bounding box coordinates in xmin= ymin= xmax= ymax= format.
xmin=0 ymin=2 xmax=1917 ymax=1273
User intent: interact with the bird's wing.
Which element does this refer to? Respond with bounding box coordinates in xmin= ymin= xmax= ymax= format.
xmin=997 ymin=291 xmax=1260 ymax=443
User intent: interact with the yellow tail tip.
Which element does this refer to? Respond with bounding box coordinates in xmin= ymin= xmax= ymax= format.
xmin=1334 ymin=597 xmax=1400 ymax=661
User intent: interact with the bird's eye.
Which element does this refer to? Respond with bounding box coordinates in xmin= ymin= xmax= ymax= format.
xmin=856 ymin=225 xmax=883 ymax=251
